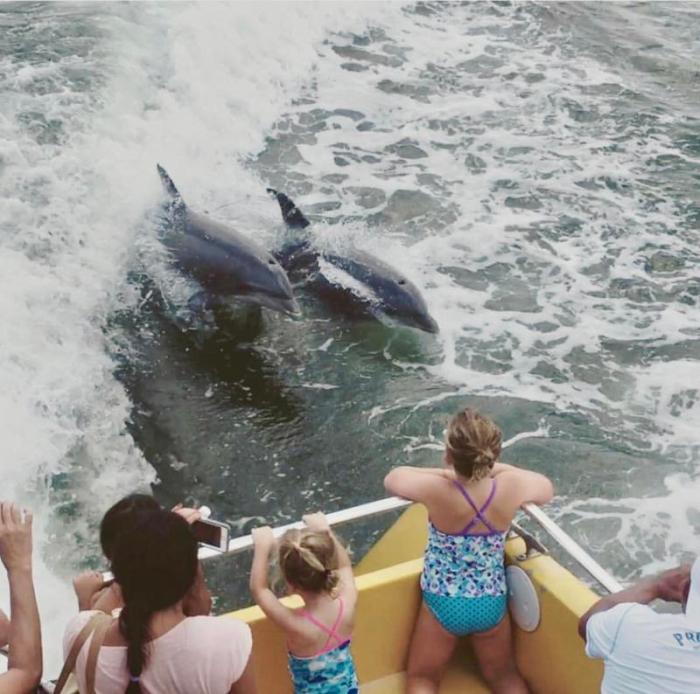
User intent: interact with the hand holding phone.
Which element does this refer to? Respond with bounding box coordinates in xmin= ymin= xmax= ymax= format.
xmin=191 ymin=518 xmax=230 ymax=552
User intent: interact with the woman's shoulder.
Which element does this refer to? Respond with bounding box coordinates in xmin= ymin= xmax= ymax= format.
xmin=183 ymin=615 xmax=252 ymax=644
xmin=64 ymin=610 xmax=101 ymax=634
xmin=62 ymin=610 xmax=102 ymax=656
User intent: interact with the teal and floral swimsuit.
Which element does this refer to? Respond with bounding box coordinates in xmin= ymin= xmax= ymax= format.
xmin=287 ymin=597 xmax=359 ymax=694
xmin=421 ymin=478 xmax=508 ymax=635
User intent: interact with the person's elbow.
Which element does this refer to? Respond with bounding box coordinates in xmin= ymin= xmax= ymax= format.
xmin=0 ymin=610 xmax=9 ymax=649
xmin=538 ymin=477 xmax=555 ymax=504
xmin=528 ymin=475 xmax=554 ymax=505
xmin=28 ymin=661 xmax=43 ymax=689
xmin=3 ymin=664 xmax=43 ymax=693
xmin=578 ymin=598 xmax=606 ymax=642
xmin=577 ymin=611 xmax=589 ymax=641
xmin=383 ymin=467 xmax=406 ymax=496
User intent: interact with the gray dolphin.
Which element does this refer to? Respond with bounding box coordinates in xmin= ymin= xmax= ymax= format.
xmin=267 ymin=189 xmax=439 ymax=334
xmin=157 ymin=166 xmax=298 ymax=316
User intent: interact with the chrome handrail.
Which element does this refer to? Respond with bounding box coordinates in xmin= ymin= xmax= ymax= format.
xmin=198 ymin=495 xmax=411 ymax=559
xmin=194 ymin=495 xmax=623 ymax=594
xmin=522 ymin=503 xmax=623 ymax=593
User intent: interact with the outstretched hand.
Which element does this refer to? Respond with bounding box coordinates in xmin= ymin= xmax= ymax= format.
xmin=0 ymin=502 xmax=32 ymax=573
xmin=303 ymin=512 xmax=330 ymax=533
xmin=251 ymin=526 xmax=275 ymax=548
xmin=171 ymin=503 xmax=202 ymax=525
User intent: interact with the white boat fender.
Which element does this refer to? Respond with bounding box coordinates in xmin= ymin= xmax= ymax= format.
xmin=506 ymin=565 xmax=541 ymax=632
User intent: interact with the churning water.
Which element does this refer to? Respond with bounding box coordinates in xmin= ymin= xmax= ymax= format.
xmin=1 ymin=1 xmax=700 ymax=671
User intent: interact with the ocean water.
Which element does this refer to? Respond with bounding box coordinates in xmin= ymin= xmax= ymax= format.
xmin=1 ymin=0 xmax=700 ymax=672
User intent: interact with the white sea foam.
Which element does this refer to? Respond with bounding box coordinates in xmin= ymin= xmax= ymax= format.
xmin=271 ymin=2 xmax=700 ymax=579
xmin=2 ymin=0 xmax=699 ymax=670
xmin=0 ymin=0 xmax=397 ymax=670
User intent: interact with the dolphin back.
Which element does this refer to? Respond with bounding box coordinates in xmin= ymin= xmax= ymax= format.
xmin=267 ymin=188 xmax=310 ymax=229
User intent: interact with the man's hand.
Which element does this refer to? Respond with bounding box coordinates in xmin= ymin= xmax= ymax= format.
xmin=303 ymin=513 xmax=330 ymax=533
xmin=656 ymin=565 xmax=691 ymax=604
xmin=0 ymin=503 xmax=32 ymax=574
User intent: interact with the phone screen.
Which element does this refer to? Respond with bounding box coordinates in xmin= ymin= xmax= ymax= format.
xmin=192 ymin=520 xmax=224 ymax=549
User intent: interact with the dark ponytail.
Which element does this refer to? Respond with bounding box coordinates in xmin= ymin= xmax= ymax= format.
xmin=111 ymin=508 xmax=198 ymax=692
xmin=120 ymin=601 xmax=153 ymax=694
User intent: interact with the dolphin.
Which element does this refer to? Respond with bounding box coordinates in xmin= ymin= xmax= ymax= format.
xmin=267 ymin=189 xmax=439 ymax=333
xmin=156 ymin=165 xmax=298 ymax=316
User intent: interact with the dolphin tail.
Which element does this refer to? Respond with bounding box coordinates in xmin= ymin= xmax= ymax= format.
xmin=266 ymin=188 xmax=310 ymax=229
xmin=157 ymin=164 xmax=183 ymax=200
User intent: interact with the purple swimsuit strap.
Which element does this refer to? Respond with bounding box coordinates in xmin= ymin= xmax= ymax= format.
xmin=452 ymin=478 xmax=498 ymax=534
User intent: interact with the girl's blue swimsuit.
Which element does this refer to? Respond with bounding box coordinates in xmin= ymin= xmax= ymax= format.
xmin=287 ymin=597 xmax=359 ymax=694
xmin=420 ymin=478 xmax=508 ymax=636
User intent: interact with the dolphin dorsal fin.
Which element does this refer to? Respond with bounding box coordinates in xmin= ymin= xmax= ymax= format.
xmin=157 ymin=164 xmax=183 ymax=199
xmin=157 ymin=164 xmax=186 ymax=222
xmin=267 ymin=188 xmax=310 ymax=229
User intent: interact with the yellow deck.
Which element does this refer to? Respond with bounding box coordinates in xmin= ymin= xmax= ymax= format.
xmin=227 ymin=505 xmax=604 ymax=692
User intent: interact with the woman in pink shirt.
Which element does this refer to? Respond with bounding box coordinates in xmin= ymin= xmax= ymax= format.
xmin=62 ymin=508 xmax=257 ymax=694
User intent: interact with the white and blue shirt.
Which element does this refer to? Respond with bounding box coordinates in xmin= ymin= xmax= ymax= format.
xmin=586 ymin=603 xmax=700 ymax=693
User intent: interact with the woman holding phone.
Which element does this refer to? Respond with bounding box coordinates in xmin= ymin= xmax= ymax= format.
xmin=62 ymin=507 xmax=257 ymax=693
xmin=72 ymin=494 xmax=212 ymax=616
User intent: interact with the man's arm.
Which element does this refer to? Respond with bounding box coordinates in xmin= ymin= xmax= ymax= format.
xmin=0 ymin=503 xmax=42 ymax=693
xmin=578 ymin=565 xmax=690 ymax=640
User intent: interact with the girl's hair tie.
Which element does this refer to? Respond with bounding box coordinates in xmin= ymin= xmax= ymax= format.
xmin=130 ymin=676 xmax=140 ymax=683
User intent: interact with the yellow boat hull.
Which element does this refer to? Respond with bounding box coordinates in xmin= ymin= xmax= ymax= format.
xmin=228 ymin=505 xmax=604 ymax=692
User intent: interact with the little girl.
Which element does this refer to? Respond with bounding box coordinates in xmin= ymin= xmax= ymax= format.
xmin=385 ymin=407 xmax=554 ymax=694
xmin=250 ymin=512 xmax=358 ymax=694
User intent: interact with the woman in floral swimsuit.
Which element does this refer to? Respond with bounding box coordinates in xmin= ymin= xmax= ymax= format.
xmin=385 ymin=407 xmax=553 ymax=694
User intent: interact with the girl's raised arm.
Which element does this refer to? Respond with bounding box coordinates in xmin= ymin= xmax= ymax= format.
xmin=249 ymin=527 xmax=300 ymax=634
xmin=303 ymin=513 xmax=357 ymax=606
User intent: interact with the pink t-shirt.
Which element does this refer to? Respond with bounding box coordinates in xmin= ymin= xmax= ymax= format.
xmin=63 ymin=611 xmax=252 ymax=694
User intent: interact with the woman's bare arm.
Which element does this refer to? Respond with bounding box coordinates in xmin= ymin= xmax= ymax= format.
xmin=229 ymin=657 xmax=258 ymax=694
xmin=0 ymin=504 xmax=42 ymax=694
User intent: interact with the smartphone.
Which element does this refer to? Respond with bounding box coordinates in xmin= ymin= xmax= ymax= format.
xmin=192 ymin=518 xmax=230 ymax=552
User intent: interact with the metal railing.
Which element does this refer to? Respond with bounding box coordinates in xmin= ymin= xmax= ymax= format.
xmin=194 ymin=495 xmax=623 ymax=594
xmin=101 ymin=495 xmax=624 ymax=596
xmin=522 ymin=503 xmax=623 ymax=593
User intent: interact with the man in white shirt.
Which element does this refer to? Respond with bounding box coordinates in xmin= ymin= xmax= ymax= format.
xmin=579 ymin=556 xmax=700 ymax=693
